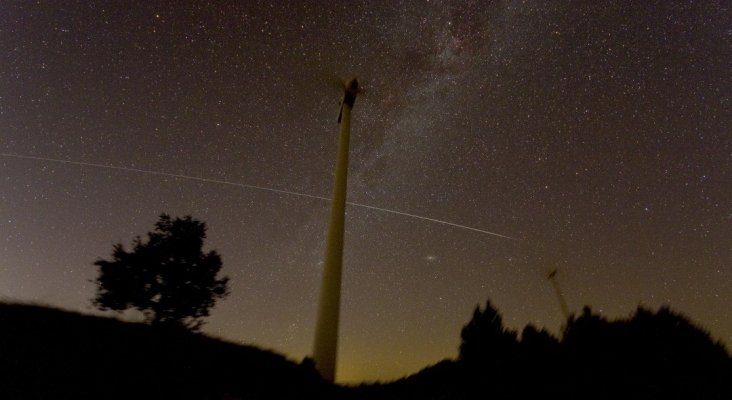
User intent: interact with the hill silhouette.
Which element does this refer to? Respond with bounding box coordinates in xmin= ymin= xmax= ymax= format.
xmin=0 ymin=303 xmax=336 ymax=400
xmin=2 ymin=301 xmax=729 ymax=399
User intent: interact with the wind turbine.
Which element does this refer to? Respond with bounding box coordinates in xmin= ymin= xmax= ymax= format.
xmin=312 ymin=77 xmax=359 ymax=382
xmin=547 ymin=268 xmax=570 ymax=321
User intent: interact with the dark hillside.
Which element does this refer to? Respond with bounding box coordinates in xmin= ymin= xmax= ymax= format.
xmin=0 ymin=303 xmax=335 ymax=400
xmin=2 ymin=302 xmax=729 ymax=399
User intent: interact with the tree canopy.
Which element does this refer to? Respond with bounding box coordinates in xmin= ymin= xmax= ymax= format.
xmin=459 ymin=299 xmax=519 ymax=366
xmin=92 ymin=214 xmax=230 ymax=330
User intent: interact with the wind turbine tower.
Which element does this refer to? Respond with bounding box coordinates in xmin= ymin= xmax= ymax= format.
xmin=547 ymin=269 xmax=570 ymax=321
xmin=312 ymin=77 xmax=359 ymax=382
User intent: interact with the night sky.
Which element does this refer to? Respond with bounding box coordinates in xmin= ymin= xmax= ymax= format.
xmin=1 ymin=0 xmax=730 ymax=383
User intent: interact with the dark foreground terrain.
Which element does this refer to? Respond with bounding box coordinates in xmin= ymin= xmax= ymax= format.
xmin=0 ymin=303 xmax=334 ymax=399
xmin=1 ymin=302 xmax=730 ymax=399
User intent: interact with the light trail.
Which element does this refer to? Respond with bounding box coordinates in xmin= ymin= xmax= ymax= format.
xmin=346 ymin=202 xmax=517 ymax=240
xmin=1 ymin=152 xmax=517 ymax=240
xmin=0 ymin=152 xmax=331 ymax=202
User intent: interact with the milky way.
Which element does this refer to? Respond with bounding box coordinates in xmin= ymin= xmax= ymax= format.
xmin=1 ymin=1 xmax=729 ymax=382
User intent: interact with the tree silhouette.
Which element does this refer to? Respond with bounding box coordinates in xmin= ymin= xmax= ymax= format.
xmin=378 ymin=300 xmax=731 ymax=400
xmin=458 ymin=299 xmax=518 ymax=367
xmin=92 ymin=214 xmax=230 ymax=330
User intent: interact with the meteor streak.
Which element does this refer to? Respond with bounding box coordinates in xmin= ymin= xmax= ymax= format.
xmin=349 ymin=202 xmax=516 ymax=240
xmin=0 ymin=152 xmax=517 ymax=240
xmin=0 ymin=152 xmax=330 ymax=202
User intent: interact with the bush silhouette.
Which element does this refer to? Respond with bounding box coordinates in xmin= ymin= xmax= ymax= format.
xmin=458 ymin=299 xmax=519 ymax=367
xmin=92 ymin=214 xmax=230 ymax=330
xmin=562 ymin=306 xmax=731 ymax=399
xmin=355 ymin=300 xmax=731 ymax=400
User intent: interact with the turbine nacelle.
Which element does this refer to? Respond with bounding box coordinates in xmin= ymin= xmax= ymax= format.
xmin=338 ymin=77 xmax=359 ymax=123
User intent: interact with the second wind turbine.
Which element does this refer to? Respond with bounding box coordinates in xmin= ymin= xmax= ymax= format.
xmin=312 ymin=77 xmax=359 ymax=382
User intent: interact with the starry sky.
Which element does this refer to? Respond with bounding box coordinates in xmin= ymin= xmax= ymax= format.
xmin=1 ymin=0 xmax=730 ymax=383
